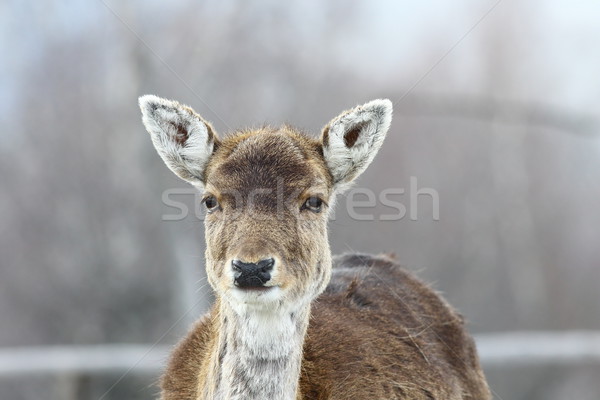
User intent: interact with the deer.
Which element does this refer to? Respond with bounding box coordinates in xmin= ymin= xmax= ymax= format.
xmin=139 ymin=95 xmax=491 ymax=400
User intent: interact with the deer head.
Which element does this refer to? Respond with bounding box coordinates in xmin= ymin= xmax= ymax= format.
xmin=139 ymin=95 xmax=392 ymax=313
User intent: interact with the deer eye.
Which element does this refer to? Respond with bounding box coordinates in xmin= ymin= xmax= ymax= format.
xmin=202 ymin=195 xmax=220 ymax=213
xmin=301 ymin=196 xmax=323 ymax=213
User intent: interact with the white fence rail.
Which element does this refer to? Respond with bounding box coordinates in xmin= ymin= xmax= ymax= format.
xmin=1 ymin=331 xmax=600 ymax=377
xmin=476 ymin=331 xmax=600 ymax=366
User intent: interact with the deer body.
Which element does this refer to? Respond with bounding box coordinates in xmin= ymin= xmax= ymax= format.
xmin=139 ymin=96 xmax=491 ymax=400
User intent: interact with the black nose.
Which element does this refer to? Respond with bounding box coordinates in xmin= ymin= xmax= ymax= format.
xmin=232 ymin=258 xmax=275 ymax=288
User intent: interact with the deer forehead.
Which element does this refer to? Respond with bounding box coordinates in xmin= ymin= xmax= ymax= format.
xmin=205 ymin=130 xmax=332 ymax=202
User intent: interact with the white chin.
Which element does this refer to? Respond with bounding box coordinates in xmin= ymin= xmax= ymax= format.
xmin=229 ymin=286 xmax=283 ymax=305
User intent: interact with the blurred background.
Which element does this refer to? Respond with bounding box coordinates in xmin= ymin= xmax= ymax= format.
xmin=1 ymin=0 xmax=599 ymax=399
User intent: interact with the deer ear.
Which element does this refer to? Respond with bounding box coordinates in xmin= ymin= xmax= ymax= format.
xmin=139 ymin=95 xmax=219 ymax=185
xmin=321 ymin=99 xmax=392 ymax=190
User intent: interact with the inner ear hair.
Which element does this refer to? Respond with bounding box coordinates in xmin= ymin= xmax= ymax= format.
xmin=343 ymin=122 xmax=366 ymax=148
xmin=170 ymin=121 xmax=190 ymax=146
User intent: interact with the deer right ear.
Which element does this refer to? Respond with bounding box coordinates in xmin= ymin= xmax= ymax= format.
xmin=139 ymin=95 xmax=219 ymax=185
xmin=321 ymin=99 xmax=392 ymax=191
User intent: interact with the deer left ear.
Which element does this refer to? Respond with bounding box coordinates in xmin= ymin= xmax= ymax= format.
xmin=321 ymin=99 xmax=393 ymax=190
xmin=139 ymin=95 xmax=219 ymax=186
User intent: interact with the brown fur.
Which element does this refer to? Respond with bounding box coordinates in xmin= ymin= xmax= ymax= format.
xmin=139 ymin=98 xmax=491 ymax=399
xmin=162 ymin=254 xmax=490 ymax=399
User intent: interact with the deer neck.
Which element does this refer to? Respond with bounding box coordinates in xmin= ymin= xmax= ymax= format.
xmin=204 ymin=297 xmax=311 ymax=400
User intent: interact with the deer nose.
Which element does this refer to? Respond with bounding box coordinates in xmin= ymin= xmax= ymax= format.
xmin=232 ymin=258 xmax=275 ymax=288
